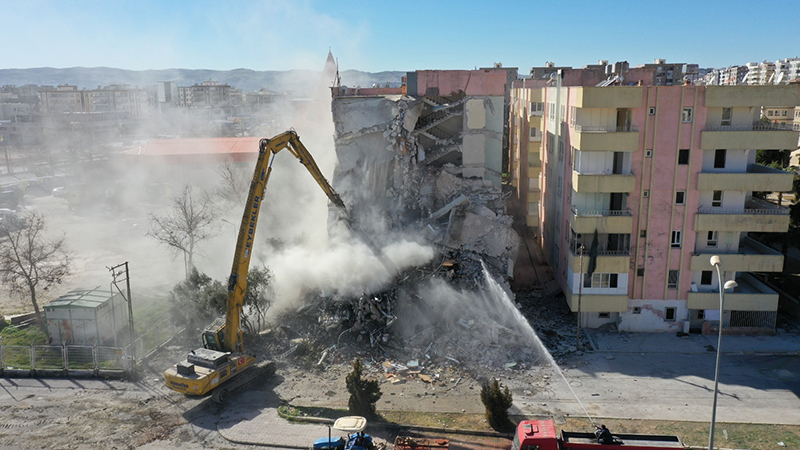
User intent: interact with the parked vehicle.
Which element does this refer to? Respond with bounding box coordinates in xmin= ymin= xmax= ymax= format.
xmin=312 ymin=416 xmax=376 ymax=450
xmin=512 ymin=419 xmax=684 ymax=450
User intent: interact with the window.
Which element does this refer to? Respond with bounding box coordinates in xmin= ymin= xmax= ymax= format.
xmin=721 ymin=107 xmax=732 ymax=126
xmin=714 ymin=149 xmax=726 ymax=168
xmin=697 ymin=310 xmax=705 ymax=320
xmin=675 ymin=191 xmax=686 ymax=205
xmin=712 ymin=190 xmax=723 ymax=208
xmin=782 ymin=110 xmax=788 ymax=117
xmin=598 ymin=312 xmax=610 ymax=319
xmin=665 ymin=307 xmax=677 ymax=322
xmin=707 ymin=231 xmax=718 ymax=247
xmin=640 ymin=230 xmax=647 ymax=238
xmin=590 ymin=273 xmax=619 ymax=288
xmin=643 ymin=190 xmax=650 ymax=198
xmin=678 ymin=149 xmax=690 ymax=165
xmin=637 ymin=268 xmax=645 ymax=276
xmin=529 ymin=127 xmax=540 ymax=139
xmin=768 ymin=110 xmax=774 ymax=117
xmin=668 ymin=270 xmax=680 ymax=289
xmin=645 ymin=149 xmax=653 ymax=158
xmin=648 ymin=107 xmax=656 ymax=116
xmin=671 ymin=230 xmax=682 ymax=248
xmin=632 ymin=306 xmax=642 ymax=314
xmin=583 ymin=273 xmax=591 ymax=288
xmin=682 ymin=107 xmax=693 ymax=122
xmin=701 ymin=271 xmax=713 ymax=285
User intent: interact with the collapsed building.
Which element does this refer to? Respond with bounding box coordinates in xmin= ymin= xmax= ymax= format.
xmin=259 ymin=66 xmax=570 ymax=373
xmin=329 ymin=67 xmax=521 ymax=277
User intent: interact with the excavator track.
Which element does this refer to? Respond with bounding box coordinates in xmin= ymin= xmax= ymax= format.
xmin=212 ymin=360 xmax=276 ymax=403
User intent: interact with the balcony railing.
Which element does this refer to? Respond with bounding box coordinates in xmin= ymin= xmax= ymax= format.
xmin=703 ymin=122 xmax=796 ymax=132
xmin=573 ymin=169 xmax=633 ymax=176
xmin=698 ymin=198 xmax=789 ymax=216
xmin=574 ymin=125 xmax=639 ymax=133
xmin=571 ymin=206 xmax=633 ymax=217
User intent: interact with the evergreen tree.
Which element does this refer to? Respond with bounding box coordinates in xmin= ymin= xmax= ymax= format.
xmin=345 ymin=358 xmax=382 ymax=418
xmin=480 ymin=378 xmax=514 ymax=431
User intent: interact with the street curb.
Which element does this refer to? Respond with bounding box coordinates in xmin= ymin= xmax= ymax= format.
xmin=278 ymin=404 xmax=514 ymax=439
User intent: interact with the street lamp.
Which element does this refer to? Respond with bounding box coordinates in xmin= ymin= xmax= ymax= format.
xmin=576 ymin=244 xmax=585 ymax=350
xmin=708 ymin=255 xmax=738 ymax=450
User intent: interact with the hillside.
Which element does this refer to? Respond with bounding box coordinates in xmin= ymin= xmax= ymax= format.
xmin=0 ymin=67 xmax=407 ymax=93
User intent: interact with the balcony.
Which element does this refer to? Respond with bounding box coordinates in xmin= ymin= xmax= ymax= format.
xmin=688 ymin=273 xmax=778 ymax=312
xmin=572 ymin=170 xmax=636 ymax=193
xmin=568 ymin=247 xmax=631 ymax=274
xmin=572 ymin=125 xmax=640 ymax=152
xmin=574 ymin=86 xmax=643 ymax=109
xmin=565 ymin=289 xmax=628 ymax=312
xmin=694 ymin=198 xmax=790 ymax=232
xmin=701 ymin=123 xmax=798 ymax=150
xmin=705 ymin=85 xmax=800 ymax=107
xmin=697 ymin=164 xmax=795 ymax=192
xmin=690 ymin=237 xmax=784 ymax=272
xmin=570 ymin=206 xmax=634 ymax=234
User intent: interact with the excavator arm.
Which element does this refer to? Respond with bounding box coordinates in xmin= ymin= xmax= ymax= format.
xmin=223 ymin=130 xmax=346 ymax=354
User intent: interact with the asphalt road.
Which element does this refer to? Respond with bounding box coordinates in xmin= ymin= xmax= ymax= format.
xmin=511 ymin=351 xmax=800 ymax=425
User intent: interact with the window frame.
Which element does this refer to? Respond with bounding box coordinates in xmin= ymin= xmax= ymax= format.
xmin=681 ymin=107 xmax=693 ymax=123
xmin=714 ymin=149 xmax=727 ymax=169
xmin=707 ymin=231 xmax=718 ymax=247
xmin=712 ymin=190 xmax=723 ymax=208
xmin=664 ymin=307 xmax=677 ymax=322
xmin=678 ymin=149 xmax=690 ymax=165
xmin=675 ymin=190 xmax=686 ymax=205
xmin=721 ymin=107 xmax=732 ymax=126
xmin=670 ymin=230 xmax=682 ymax=248
xmin=667 ymin=270 xmax=679 ymax=289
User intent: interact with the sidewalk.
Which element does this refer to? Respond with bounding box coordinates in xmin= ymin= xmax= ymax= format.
xmin=587 ymin=329 xmax=800 ymax=355
xmin=215 ymin=389 xmax=323 ymax=448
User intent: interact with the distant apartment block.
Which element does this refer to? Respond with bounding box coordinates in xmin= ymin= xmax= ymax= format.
xmin=510 ymin=62 xmax=800 ymax=333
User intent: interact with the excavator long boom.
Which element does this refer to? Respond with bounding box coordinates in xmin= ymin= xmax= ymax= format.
xmin=224 ymin=130 xmax=346 ymax=354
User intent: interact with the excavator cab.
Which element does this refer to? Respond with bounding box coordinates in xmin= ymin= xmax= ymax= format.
xmin=202 ymin=318 xmax=226 ymax=351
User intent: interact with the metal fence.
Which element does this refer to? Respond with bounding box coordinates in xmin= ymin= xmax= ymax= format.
xmin=126 ymin=318 xmax=182 ymax=361
xmin=0 ymin=318 xmax=181 ymax=377
xmin=730 ymin=310 xmax=777 ymax=329
xmin=0 ymin=344 xmax=130 ymax=376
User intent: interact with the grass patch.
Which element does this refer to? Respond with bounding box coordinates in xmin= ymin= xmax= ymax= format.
xmin=279 ymin=405 xmax=346 ymax=421
xmin=381 ymin=411 xmax=492 ymax=431
xmin=0 ymin=322 xmax=48 ymax=345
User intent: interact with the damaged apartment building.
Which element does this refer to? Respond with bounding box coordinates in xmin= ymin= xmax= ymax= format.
xmin=509 ymin=60 xmax=800 ymax=334
xmin=330 ymin=66 xmax=521 ymax=276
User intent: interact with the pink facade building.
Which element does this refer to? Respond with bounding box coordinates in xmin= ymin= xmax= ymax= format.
xmin=510 ymin=63 xmax=800 ymax=333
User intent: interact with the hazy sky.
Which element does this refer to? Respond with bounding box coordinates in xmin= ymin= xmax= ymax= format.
xmin=5 ymin=0 xmax=800 ymax=73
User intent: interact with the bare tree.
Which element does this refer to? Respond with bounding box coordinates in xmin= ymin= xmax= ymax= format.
xmin=214 ymin=158 xmax=249 ymax=205
xmin=0 ymin=211 xmax=72 ymax=327
xmin=148 ymin=184 xmax=218 ymax=278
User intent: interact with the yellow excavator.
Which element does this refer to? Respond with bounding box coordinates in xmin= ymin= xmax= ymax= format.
xmin=164 ymin=130 xmax=348 ymax=402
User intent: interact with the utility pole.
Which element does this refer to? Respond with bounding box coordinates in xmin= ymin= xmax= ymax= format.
xmin=109 ymin=262 xmax=135 ymax=360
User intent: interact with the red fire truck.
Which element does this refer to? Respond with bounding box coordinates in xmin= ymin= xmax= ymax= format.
xmin=512 ymin=420 xmax=684 ymax=450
